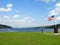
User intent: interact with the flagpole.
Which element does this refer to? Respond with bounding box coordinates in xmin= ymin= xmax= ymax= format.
xmin=48 ymin=14 xmax=58 ymax=33
xmin=54 ymin=9 xmax=58 ymax=33
xmin=54 ymin=20 xmax=56 ymax=33
xmin=54 ymin=16 xmax=58 ymax=33
xmin=48 ymin=15 xmax=58 ymax=33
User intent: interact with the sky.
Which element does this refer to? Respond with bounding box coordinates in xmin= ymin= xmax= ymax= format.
xmin=0 ymin=0 xmax=60 ymax=28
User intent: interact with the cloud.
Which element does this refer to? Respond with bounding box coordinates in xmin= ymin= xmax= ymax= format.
xmin=49 ymin=3 xmax=60 ymax=16
xmin=0 ymin=4 xmax=13 ymax=12
xmin=0 ymin=19 xmax=1 ymax=22
xmin=3 ymin=16 xmax=10 ymax=19
xmin=56 ymin=17 xmax=60 ymax=20
xmin=0 ymin=15 xmax=35 ymax=27
xmin=13 ymin=16 xmax=35 ymax=26
xmin=23 ymin=17 xmax=34 ymax=22
xmin=7 ymin=4 xmax=13 ymax=8
xmin=49 ymin=10 xmax=58 ymax=16
xmin=0 ymin=16 xmax=10 ymax=23
xmin=55 ymin=3 xmax=60 ymax=12
xmin=41 ymin=0 xmax=56 ymax=3
xmin=48 ymin=3 xmax=60 ymax=22
xmin=0 ymin=8 xmax=12 ymax=12
xmin=56 ymin=3 xmax=60 ymax=7
xmin=13 ymin=14 xmax=20 ymax=18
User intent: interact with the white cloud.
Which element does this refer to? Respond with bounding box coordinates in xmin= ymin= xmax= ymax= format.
xmin=3 ymin=16 xmax=10 ymax=19
xmin=0 ymin=19 xmax=1 ymax=22
xmin=13 ymin=16 xmax=35 ymax=27
xmin=0 ymin=16 xmax=10 ymax=23
xmin=49 ymin=10 xmax=58 ymax=16
xmin=0 ymin=15 xmax=35 ymax=27
xmin=55 ymin=3 xmax=60 ymax=7
xmin=7 ymin=8 xmax=12 ymax=11
xmin=13 ymin=14 xmax=20 ymax=18
xmin=56 ymin=17 xmax=60 ymax=20
xmin=55 ymin=3 xmax=60 ymax=12
xmin=23 ymin=16 xmax=34 ymax=23
xmin=14 ymin=16 xmax=34 ymax=25
xmin=41 ymin=0 xmax=56 ymax=3
xmin=0 ymin=8 xmax=12 ymax=12
xmin=48 ymin=3 xmax=60 ymax=22
xmin=0 ymin=4 xmax=13 ymax=12
xmin=49 ymin=3 xmax=60 ymax=16
xmin=0 ymin=8 xmax=6 ymax=12
xmin=7 ymin=4 xmax=13 ymax=8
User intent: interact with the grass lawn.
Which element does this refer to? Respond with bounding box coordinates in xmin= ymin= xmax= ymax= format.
xmin=0 ymin=32 xmax=60 ymax=45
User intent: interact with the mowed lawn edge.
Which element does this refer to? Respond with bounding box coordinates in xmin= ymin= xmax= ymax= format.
xmin=0 ymin=32 xmax=60 ymax=45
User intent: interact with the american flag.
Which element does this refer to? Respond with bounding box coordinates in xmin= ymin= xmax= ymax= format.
xmin=48 ymin=15 xmax=55 ymax=21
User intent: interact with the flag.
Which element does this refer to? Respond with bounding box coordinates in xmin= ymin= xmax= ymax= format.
xmin=48 ymin=15 xmax=55 ymax=21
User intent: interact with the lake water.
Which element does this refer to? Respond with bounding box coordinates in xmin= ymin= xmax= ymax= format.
xmin=0 ymin=28 xmax=60 ymax=32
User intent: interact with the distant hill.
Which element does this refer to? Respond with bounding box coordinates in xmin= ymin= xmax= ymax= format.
xmin=0 ymin=24 xmax=12 ymax=29
xmin=32 ymin=24 xmax=60 ymax=29
xmin=43 ymin=24 xmax=60 ymax=28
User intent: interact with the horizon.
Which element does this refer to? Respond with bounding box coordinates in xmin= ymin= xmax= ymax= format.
xmin=0 ymin=0 xmax=60 ymax=28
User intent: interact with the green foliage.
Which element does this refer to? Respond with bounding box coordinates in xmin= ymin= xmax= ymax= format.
xmin=0 ymin=32 xmax=60 ymax=45
xmin=44 ymin=24 xmax=60 ymax=28
xmin=0 ymin=24 xmax=12 ymax=28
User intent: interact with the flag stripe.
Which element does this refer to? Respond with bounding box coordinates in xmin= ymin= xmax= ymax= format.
xmin=48 ymin=15 xmax=54 ymax=21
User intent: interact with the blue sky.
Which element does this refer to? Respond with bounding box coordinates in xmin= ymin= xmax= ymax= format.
xmin=0 ymin=0 xmax=60 ymax=28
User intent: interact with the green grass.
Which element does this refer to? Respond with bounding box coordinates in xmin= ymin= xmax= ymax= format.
xmin=0 ymin=32 xmax=60 ymax=45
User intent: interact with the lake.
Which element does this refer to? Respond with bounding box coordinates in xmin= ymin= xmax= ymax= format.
xmin=0 ymin=28 xmax=60 ymax=32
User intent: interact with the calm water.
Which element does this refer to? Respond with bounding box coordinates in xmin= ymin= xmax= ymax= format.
xmin=0 ymin=28 xmax=60 ymax=32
